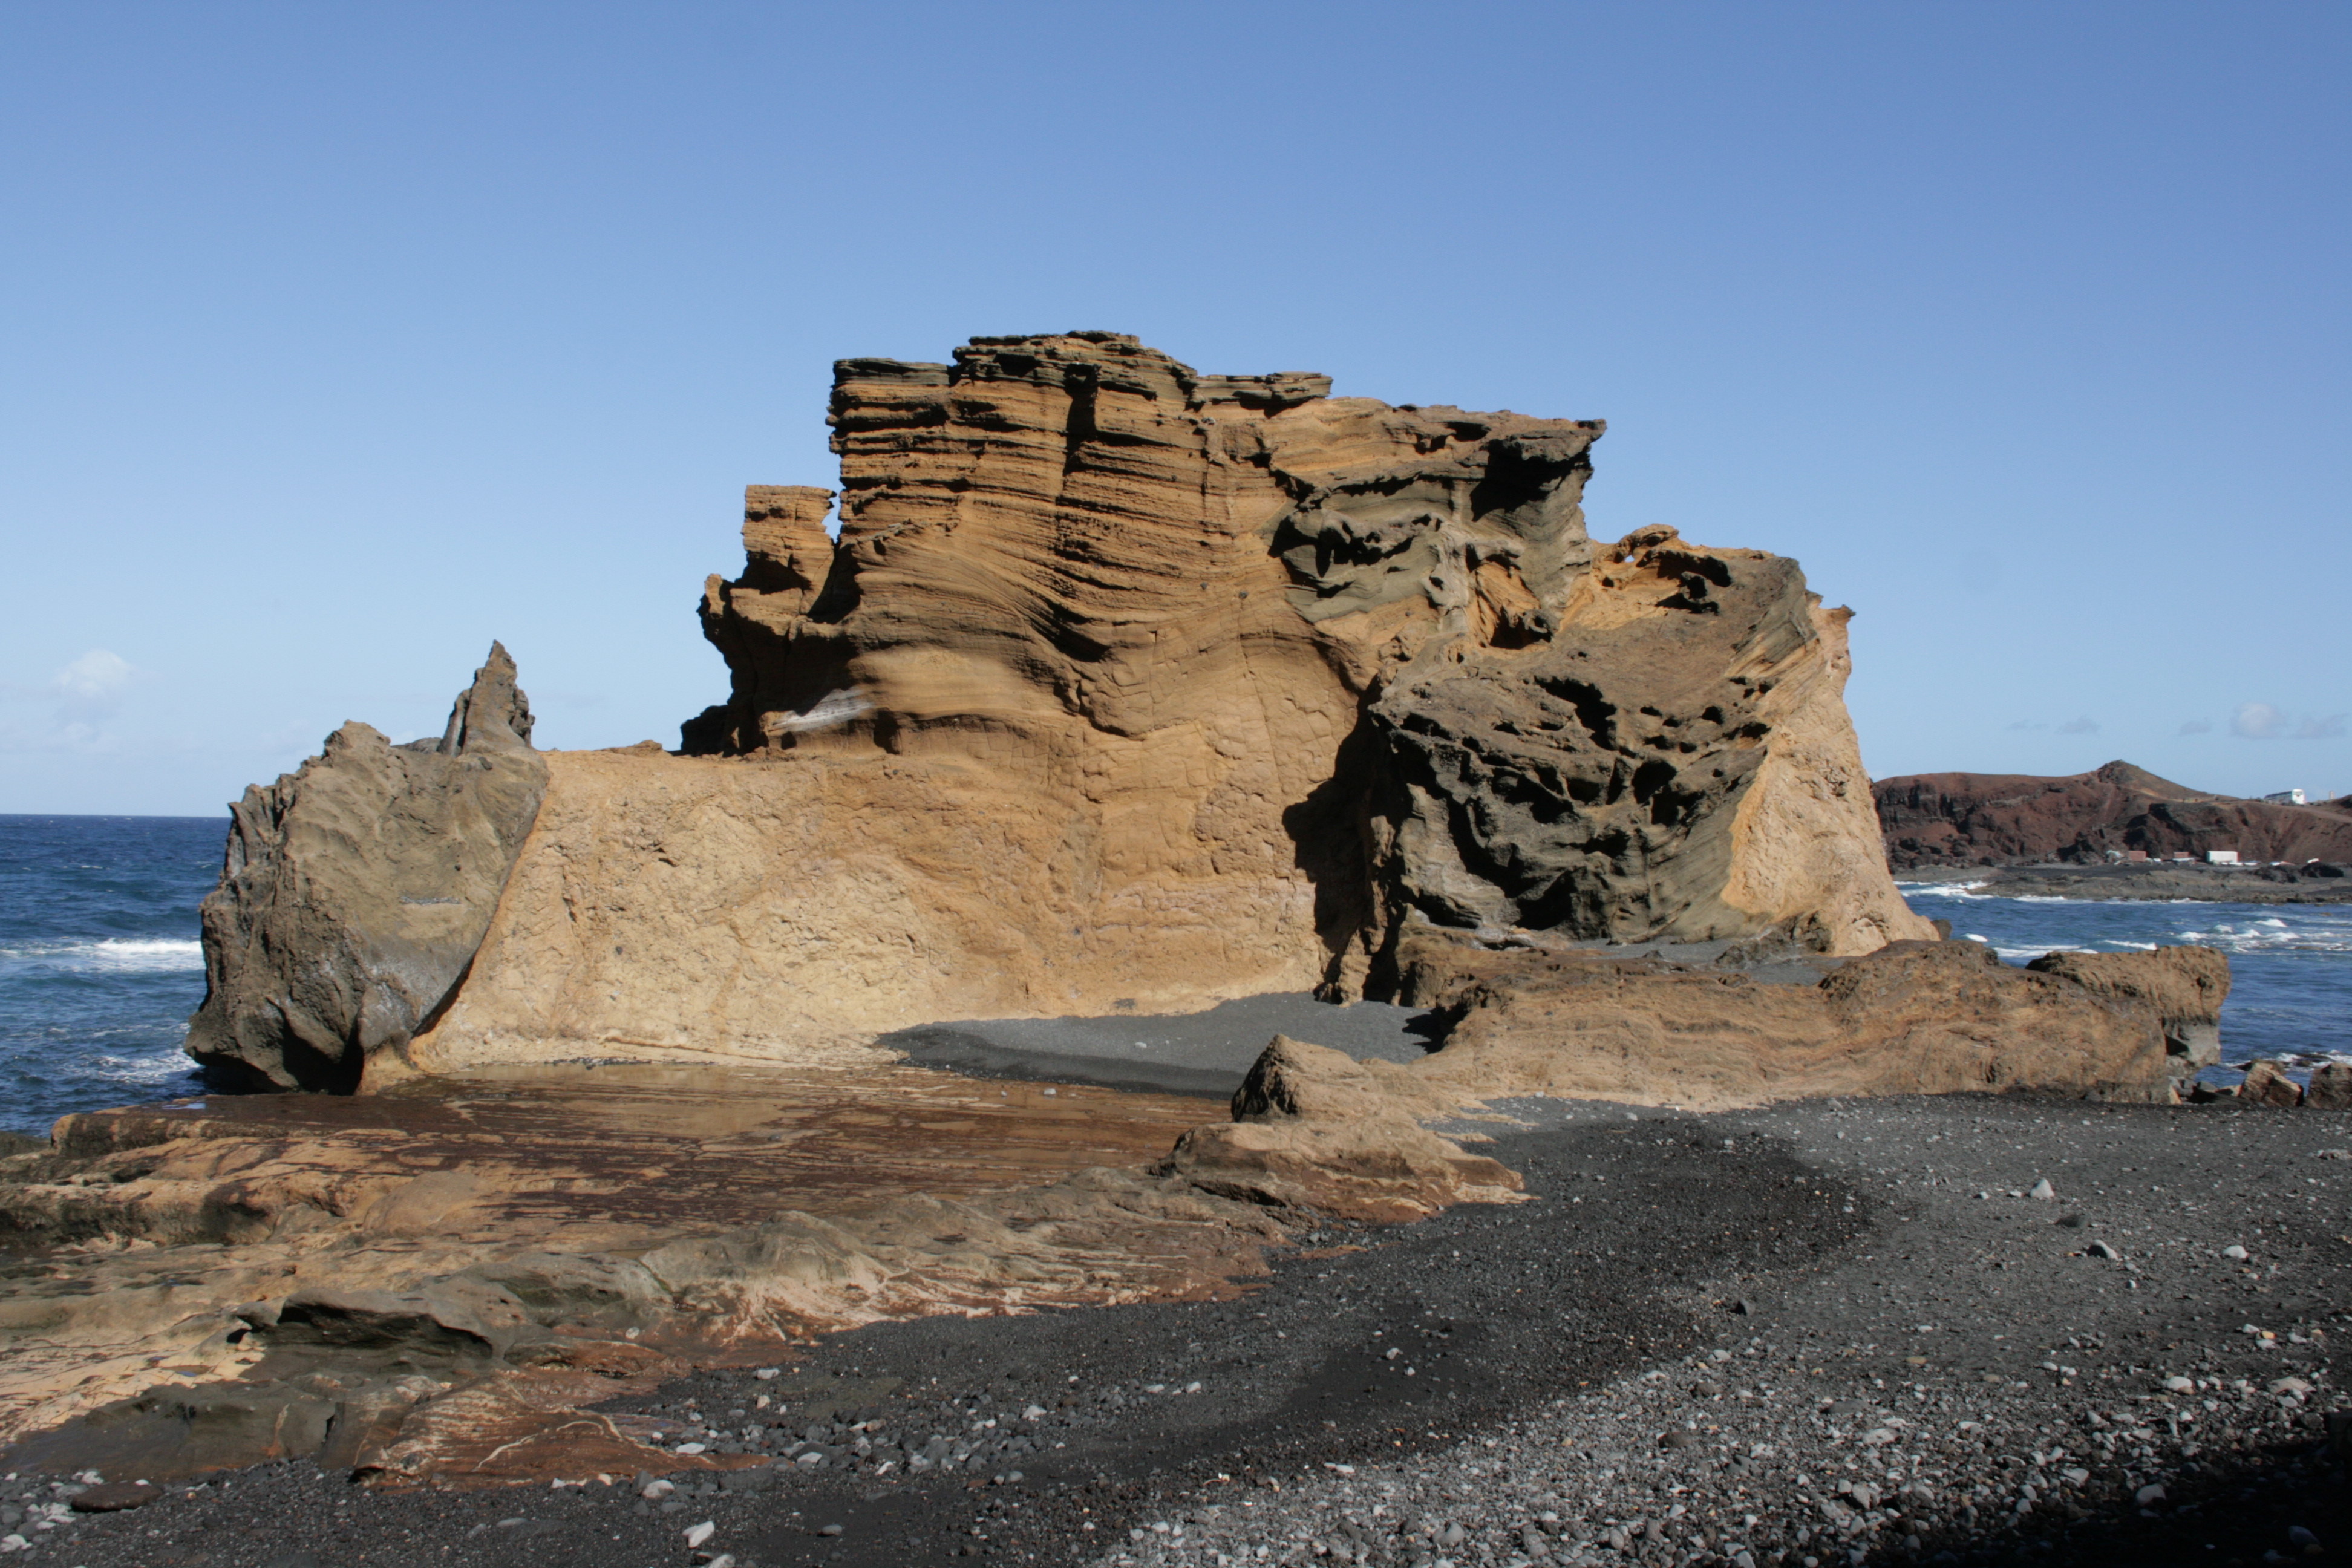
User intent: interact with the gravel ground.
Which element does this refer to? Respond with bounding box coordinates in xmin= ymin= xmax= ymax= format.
xmin=8 ymin=1094 xmax=2346 ymax=1568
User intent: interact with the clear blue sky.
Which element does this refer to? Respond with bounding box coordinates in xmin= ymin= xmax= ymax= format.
xmin=2 ymin=2 xmax=2345 ymax=815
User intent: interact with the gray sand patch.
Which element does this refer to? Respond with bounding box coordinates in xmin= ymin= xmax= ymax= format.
xmin=879 ymin=992 xmax=1436 ymax=1096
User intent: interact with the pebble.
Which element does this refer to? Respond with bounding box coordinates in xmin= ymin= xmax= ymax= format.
xmin=2028 ymin=1178 xmax=2056 ymax=1200
xmin=684 ymin=1518 xmax=716 ymax=1548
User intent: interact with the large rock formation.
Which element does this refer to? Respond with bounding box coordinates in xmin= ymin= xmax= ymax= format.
xmin=197 ymin=332 xmax=1922 ymax=1080
xmin=1874 ymin=759 xmax=2352 ymax=867
xmin=186 ymin=645 xmax=546 ymax=1091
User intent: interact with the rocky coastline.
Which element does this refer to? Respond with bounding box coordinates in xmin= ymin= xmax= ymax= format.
xmin=4 ymin=1091 xmax=2347 ymax=1568
xmin=5 ymin=334 xmax=2343 ymax=1567
xmin=1901 ymin=863 xmax=2352 ymax=907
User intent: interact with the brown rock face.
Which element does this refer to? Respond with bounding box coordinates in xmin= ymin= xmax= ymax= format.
xmin=1159 ymin=1036 xmax=1522 ymax=1222
xmin=186 ymin=645 xmax=546 ymax=1091
xmin=2022 ymin=946 xmax=2229 ymax=1068
xmin=1874 ymin=759 xmax=2352 ymax=867
xmin=2238 ymin=1059 xmax=2305 ymax=1109
xmin=1381 ymin=929 xmax=2218 ymax=1107
xmin=459 ymin=329 xmax=1929 ymax=1068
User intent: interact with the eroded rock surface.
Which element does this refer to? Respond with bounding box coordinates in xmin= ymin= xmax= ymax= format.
xmin=1160 ymin=1036 xmax=1521 ymax=1222
xmin=410 ymin=333 xmax=1922 ymax=1072
xmin=186 ymin=644 xmax=546 ymax=1091
xmin=0 ymin=1065 xmax=1281 ymax=1484
xmin=1377 ymin=928 xmax=2220 ymax=1109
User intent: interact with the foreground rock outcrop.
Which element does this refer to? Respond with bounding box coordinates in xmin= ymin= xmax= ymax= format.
xmin=1380 ymin=928 xmax=2224 ymax=1108
xmin=0 ymin=1067 xmax=1281 ymax=1482
xmin=1159 ymin=932 xmax=2233 ymax=1219
xmin=1874 ymin=759 xmax=2352 ymax=868
xmin=186 ymin=645 xmax=546 ymax=1091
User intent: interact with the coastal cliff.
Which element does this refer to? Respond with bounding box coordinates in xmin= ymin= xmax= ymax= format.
xmin=387 ymin=332 xmax=1927 ymax=1080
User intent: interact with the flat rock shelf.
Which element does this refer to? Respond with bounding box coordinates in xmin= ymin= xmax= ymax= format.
xmin=11 ymin=1090 xmax=2347 ymax=1568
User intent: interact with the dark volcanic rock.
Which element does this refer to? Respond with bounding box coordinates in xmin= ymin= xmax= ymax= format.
xmin=184 ymin=644 xmax=547 ymax=1092
xmin=682 ymin=332 xmax=1924 ymax=976
xmin=1367 ymin=526 xmax=1896 ymax=951
xmin=1873 ymin=758 xmax=2352 ymax=867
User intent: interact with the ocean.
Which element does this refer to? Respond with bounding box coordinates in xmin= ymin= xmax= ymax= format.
xmin=0 ymin=814 xmax=218 ymax=1136
xmin=1 ymin=815 xmax=2347 ymax=1137
xmin=1896 ymin=878 xmax=2352 ymax=1082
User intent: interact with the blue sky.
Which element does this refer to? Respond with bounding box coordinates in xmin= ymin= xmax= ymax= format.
xmin=2 ymin=2 xmax=2345 ymax=815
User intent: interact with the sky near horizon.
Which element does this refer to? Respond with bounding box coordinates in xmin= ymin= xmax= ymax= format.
xmin=1 ymin=3 xmax=2345 ymax=816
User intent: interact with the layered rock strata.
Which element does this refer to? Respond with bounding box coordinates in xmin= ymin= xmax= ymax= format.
xmin=1379 ymin=929 xmax=2224 ymax=1108
xmin=192 ymin=332 xmax=1926 ymax=1083
xmin=0 ymin=1067 xmax=1282 ymax=1483
xmin=186 ymin=645 xmax=545 ymax=1091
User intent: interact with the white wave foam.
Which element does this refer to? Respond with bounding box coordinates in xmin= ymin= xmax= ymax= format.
xmin=79 ymin=1051 xmax=201 ymax=1085
xmin=1896 ymin=881 xmax=1990 ymax=900
xmin=0 ymin=938 xmax=204 ymax=973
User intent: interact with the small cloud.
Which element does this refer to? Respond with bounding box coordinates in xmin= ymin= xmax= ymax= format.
xmin=2233 ymin=702 xmax=2344 ymax=741
xmin=2059 ymin=716 xmax=2100 ymax=735
xmin=2232 ymin=701 xmax=2286 ymax=740
xmin=55 ymin=649 xmax=135 ymax=701
xmin=2179 ymin=718 xmax=2213 ymax=736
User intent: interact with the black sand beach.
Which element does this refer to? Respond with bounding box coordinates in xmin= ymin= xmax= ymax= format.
xmin=19 ymin=1088 xmax=2346 ymax=1568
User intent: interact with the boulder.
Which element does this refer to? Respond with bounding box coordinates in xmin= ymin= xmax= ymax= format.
xmin=2024 ymin=947 xmax=2229 ymax=1067
xmin=2307 ymin=1062 xmax=2352 ymax=1111
xmin=1160 ymin=1036 xmax=1524 ymax=1221
xmin=2239 ymin=1059 xmax=2305 ymax=1109
xmin=185 ymin=644 xmax=547 ymax=1091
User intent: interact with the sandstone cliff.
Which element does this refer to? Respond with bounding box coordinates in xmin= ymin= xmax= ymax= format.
xmin=1873 ymin=759 xmax=2352 ymax=867
xmin=186 ymin=645 xmax=545 ymax=1091
xmin=194 ymin=333 xmax=1926 ymax=1086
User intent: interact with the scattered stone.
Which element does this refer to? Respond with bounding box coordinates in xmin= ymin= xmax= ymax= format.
xmin=2308 ymin=1063 xmax=2352 ymax=1110
xmin=67 ymin=1482 xmax=160 ymax=1513
xmin=685 ymin=1520 xmax=716 ymax=1549
xmin=2164 ymin=1376 xmax=2196 ymax=1393
xmin=2028 ymin=1179 xmax=2056 ymax=1201
xmin=2240 ymin=1060 xmax=2304 ymax=1108
xmin=2223 ymin=1244 xmax=2250 ymax=1261
xmin=2136 ymin=1484 xmax=2167 ymax=1507
xmin=2085 ymin=1240 xmax=2122 ymax=1259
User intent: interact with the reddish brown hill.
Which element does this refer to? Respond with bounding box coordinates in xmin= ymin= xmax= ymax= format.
xmin=1873 ymin=760 xmax=2352 ymax=867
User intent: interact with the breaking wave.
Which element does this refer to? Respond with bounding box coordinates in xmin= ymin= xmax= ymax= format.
xmin=0 ymin=937 xmax=205 ymax=974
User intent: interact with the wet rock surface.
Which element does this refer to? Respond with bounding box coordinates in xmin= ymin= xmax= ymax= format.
xmin=20 ymin=1093 xmax=2348 ymax=1568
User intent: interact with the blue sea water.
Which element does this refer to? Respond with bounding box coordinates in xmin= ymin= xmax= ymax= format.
xmin=0 ymin=814 xmax=220 ymax=1135
xmin=2 ymin=814 xmax=2348 ymax=1135
xmin=1897 ymin=880 xmax=2352 ymax=1076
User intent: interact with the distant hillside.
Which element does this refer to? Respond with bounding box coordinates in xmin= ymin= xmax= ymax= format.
xmin=1873 ymin=759 xmax=2352 ymax=867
